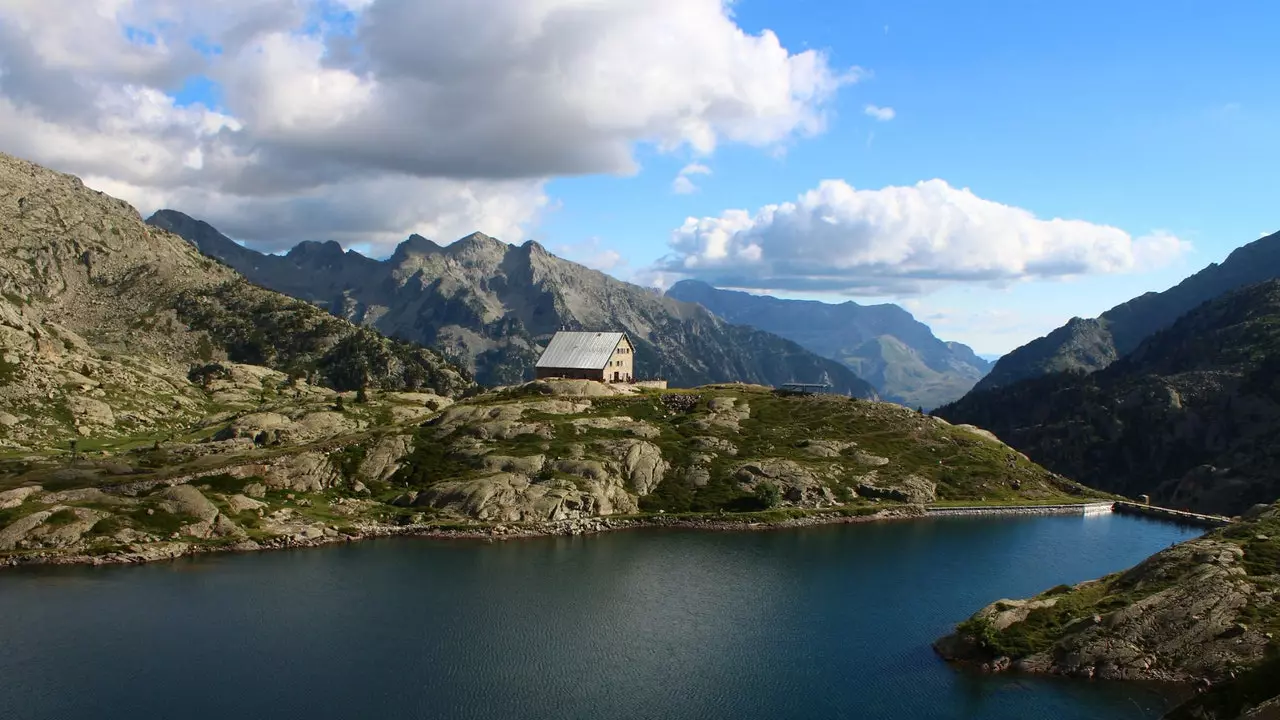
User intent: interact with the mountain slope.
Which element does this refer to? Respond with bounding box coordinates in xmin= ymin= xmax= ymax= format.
xmin=664 ymin=279 xmax=989 ymax=408
xmin=936 ymin=280 xmax=1280 ymax=515
xmin=975 ymin=230 xmax=1280 ymax=392
xmin=148 ymin=210 xmax=877 ymax=397
xmin=0 ymin=152 xmax=471 ymax=450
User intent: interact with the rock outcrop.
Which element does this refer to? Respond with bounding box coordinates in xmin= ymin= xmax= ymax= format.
xmin=936 ymin=503 xmax=1280 ymax=718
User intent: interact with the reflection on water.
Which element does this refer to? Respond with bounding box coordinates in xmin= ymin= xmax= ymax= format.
xmin=0 ymin=513 xmax=1201 ymax=720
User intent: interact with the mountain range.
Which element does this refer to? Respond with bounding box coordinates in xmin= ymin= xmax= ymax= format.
xmin=938 ymin=278 xmax=1280 ymax=515
xmin=147 ymin=210 xmax=877 ymax=398
xmin=974 ymin=229 xmax=1280 ymax=393
xmin=665 ymin=280 xmax=990 ymax=409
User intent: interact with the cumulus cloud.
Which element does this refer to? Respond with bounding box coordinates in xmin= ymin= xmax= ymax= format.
xmin=661 ymin=179 xmax=1191 ymax=295
xmin=672 ymin=162 xmax=712 ymax=194
xmin=864 ymin=104 xmax=895 ymax=121
xmin=0 ymin=0 xmax=855 ymax=253
xmin=553 ymin=237 xmax=628 ymax=273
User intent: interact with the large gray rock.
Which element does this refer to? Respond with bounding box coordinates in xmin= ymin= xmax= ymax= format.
xmin=156 ymin=485 xmax=220 ymax=523
xmin=416 ymin=472 xmax=637 ymax=522
xmin=619 ymin=441 xmax=667 ymax=496
xmin=0 ymin=485 xmax=41 ymax=510
xmin=0 ymin=510 xmax=52 ymax=550
xmin=856 ymin=475 xmax=936 ymax=504
xmin=735 ymin=460 xmax=833 ymax=506
xmin=225 ymin=494 xmax=266 ymax=514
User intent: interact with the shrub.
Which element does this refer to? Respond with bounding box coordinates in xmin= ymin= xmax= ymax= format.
xmin=753 ymin=481 xmax=782 ymax=509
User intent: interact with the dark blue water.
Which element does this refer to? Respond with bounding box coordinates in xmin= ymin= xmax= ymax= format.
xmin=0 ymin=513 xmax=1201 ymax=720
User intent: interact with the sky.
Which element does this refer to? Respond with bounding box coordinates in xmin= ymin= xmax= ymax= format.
xmin=1 ymin=0 xmax=1276 ymax=355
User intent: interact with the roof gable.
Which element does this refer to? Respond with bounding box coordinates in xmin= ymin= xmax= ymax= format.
xmin=536 ymin=332 xmax=626 ymax=370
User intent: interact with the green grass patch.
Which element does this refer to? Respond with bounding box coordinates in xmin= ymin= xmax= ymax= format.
xmin=44 ymin=508 xmax=80 ymax=527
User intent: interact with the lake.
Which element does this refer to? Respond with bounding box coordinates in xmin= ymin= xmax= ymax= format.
xmin=0 ymin=513 xmax=1203 ymax=719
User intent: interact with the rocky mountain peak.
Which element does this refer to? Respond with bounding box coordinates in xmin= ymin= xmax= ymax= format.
xmin=390 ymin=233 xmax=443 ymax=261
xmin=287 ymin=239 xmax=345 ymax=259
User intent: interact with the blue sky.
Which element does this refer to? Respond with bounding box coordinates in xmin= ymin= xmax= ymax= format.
xmin=535 ymin=1 xmax=1279 ymax=353
xmin=2 ymin=0 xmax=1276 ymax=355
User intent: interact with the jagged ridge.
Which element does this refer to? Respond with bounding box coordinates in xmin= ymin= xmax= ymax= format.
xmin=147 ymin=209 xmax=877 ymax=397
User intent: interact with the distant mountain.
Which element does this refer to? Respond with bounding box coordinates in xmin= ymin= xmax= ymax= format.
xmin=0 ymin=152 xmax=471 ymax=450
xmin=937 ymin=279 xmax=1280 ymax=516
xmin=148 ymin=210 xmax=877 ymax=397
xmin=663 ymin=280 xmax=989 ymax=409
xmin=974 ymin=230 xmax=1280 ymax=392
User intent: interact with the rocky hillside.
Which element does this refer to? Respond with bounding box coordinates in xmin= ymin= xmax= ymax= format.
xmin=0 ymin=152 xmax=471 ymax=451
xmin=936 ymin=280 xmax=1280 ymax=516
xmin=935 ymin=502 xmax=1280 ymax=719
xmin=974 ymin=230 xmax=1280 ymax=392
xmin=148 ymin=210 xmax=876 ymax=397
xmin=666 ymin=280 xmax=990 ymax=409
xmin=0 ymin=380 xmax=1098 ymax=567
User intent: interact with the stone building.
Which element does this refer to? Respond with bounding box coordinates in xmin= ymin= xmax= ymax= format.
xmin=535 ymin=331 xmax=635 ymax=382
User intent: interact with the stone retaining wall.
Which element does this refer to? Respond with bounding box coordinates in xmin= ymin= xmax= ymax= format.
xmin=1112 ymin=501 xmax=1231 ymax=527
xmin=925 ymin=502 xmax=1116 ymax=518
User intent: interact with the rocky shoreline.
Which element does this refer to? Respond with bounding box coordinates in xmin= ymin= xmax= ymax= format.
xmin=933 ymin=502 xmax=1280 ymax=719
xmin=0 ymin=504 xmax=942 ymax=570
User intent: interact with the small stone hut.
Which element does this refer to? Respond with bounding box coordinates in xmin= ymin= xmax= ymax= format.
xmin=535 ymin=331 xmax=635 ymax=382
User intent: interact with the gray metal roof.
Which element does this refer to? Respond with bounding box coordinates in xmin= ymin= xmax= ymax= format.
xmin=536 ymin=332 xmax=627 ymax=370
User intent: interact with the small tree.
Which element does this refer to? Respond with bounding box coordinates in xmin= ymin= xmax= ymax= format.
xmin=68 ymin=438 xmax=79 ymax=465
xmin=334 ymin=395 xmax=346 ymax=412
xmin=753 ymin=481 xmax=781 ymax=509
xmin=355 ymin=387 xmax=369 ymax=404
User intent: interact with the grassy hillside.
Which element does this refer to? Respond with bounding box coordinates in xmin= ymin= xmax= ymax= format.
xmin=1 ymin=382 xmax=1100 ymax=567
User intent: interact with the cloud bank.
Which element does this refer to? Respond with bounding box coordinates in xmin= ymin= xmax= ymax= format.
xmin=0 ymin=0 xmax=853 ymax=253
xmin=662 ymin=179 xmax=1190 ymax=295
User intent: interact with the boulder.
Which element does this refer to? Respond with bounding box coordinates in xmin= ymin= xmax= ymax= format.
xmin=356 ymin=434 xmax=415 ymax=483
xmin=856 ymin=475 xmax=936 ymax=504
xmin=155 ymin=485 xmax=220 ymax=523
xmin=620 ymin=441 xmax=667 ymax=496
xmin=0 ymin=485 xmax=41 ymax=510
xmin=0 ymin=510 xmax=52 ymax=550
xmin=735 ymin=460 xmax=833 ymax=506
xmin=225 ymin=494 xmax=266 ymax=514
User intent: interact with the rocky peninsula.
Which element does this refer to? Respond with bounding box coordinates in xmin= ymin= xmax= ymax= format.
xmin=935 ymin=502 xmax=1280 ymax=719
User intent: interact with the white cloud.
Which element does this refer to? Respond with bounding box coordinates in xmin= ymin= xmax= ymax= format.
xmin=672 ymin=162 xmax=712 ymax=194
xmin=864 ymin=104 xmax=895 ymax=121
xmin=661 ymin=179 xmax=1192 ymax=295
xmin=0 ymin=0 xmax=856 ymax=254
xmin=553 ymin=237 xmax=628 ymax=272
